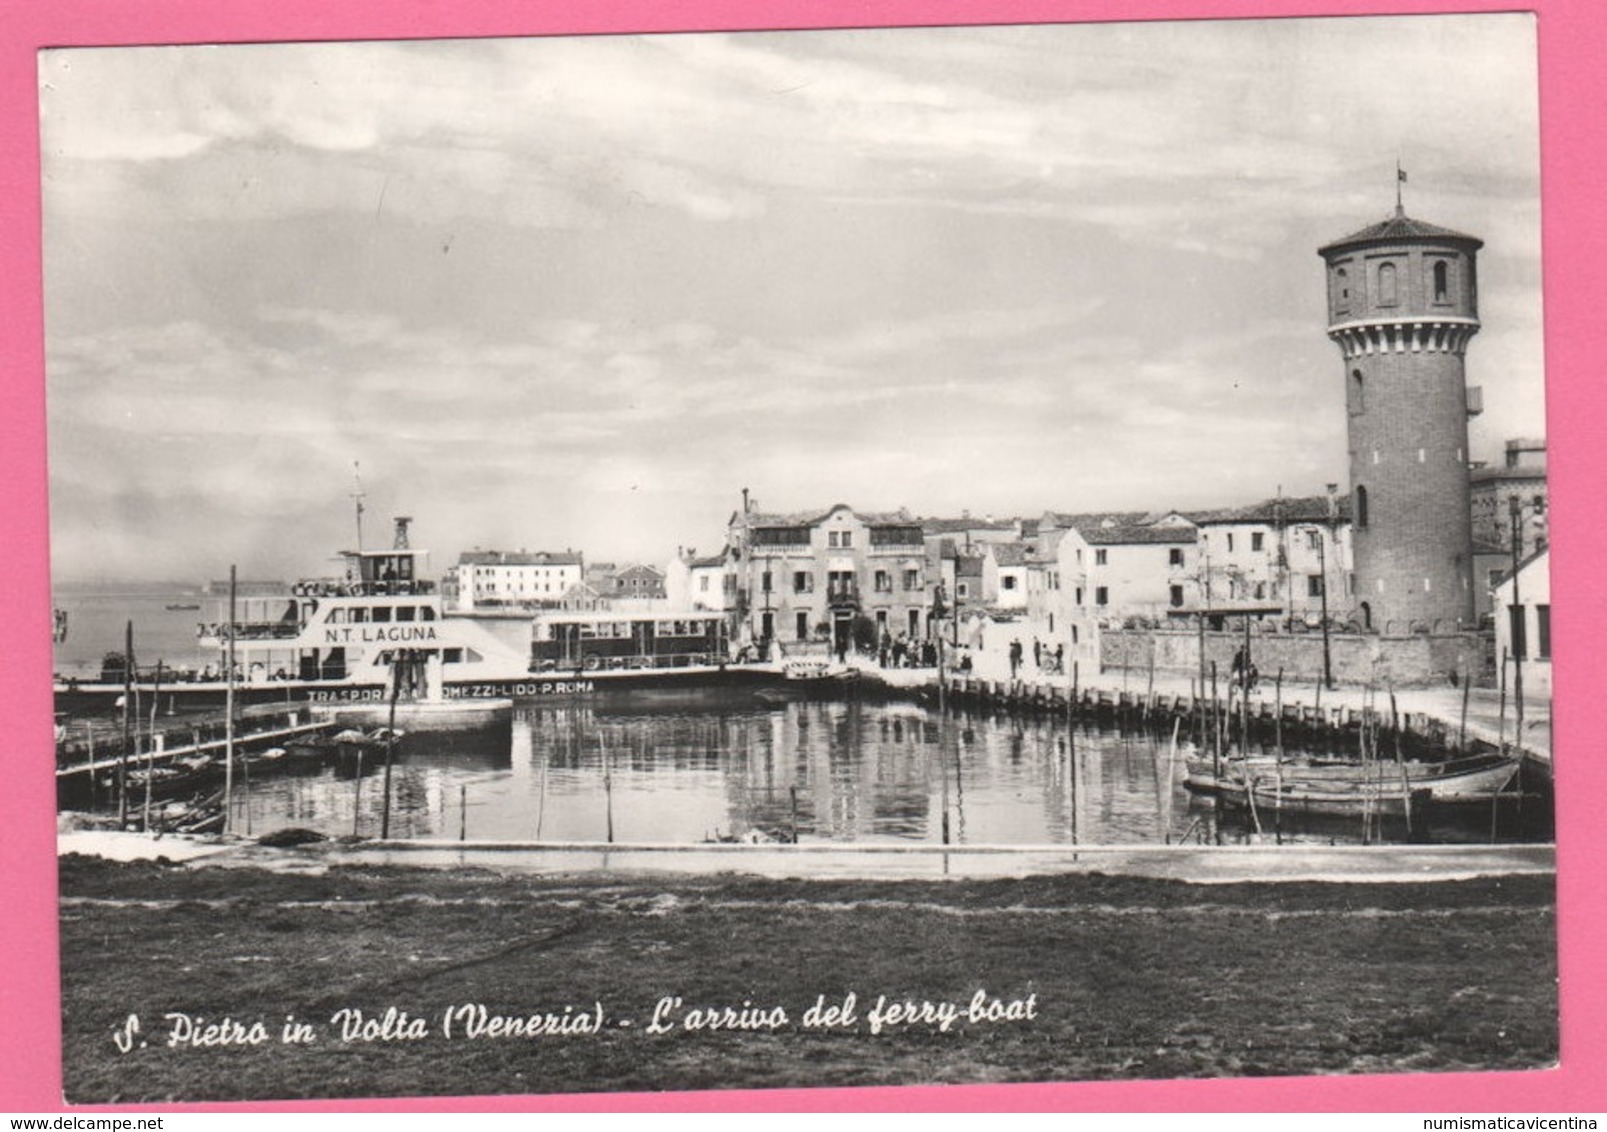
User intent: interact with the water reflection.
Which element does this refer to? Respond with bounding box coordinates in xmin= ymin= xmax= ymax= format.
xmin=227 ymin=700 xmax=1547 ymax=846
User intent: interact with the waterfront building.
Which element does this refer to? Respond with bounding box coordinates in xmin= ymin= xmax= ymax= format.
xmin=1319 ymin=202 xmax=1483 ymax=632
xmin=985 ymin=542 xmax=1032 ymax=611
xmin=1191 ymin=494 xmax=1352 ymax=625
xmin=1056 ymin=517 xmax=1201 ymax=627
xmin=1492 ymin=545 xmax=1551 ymax=697
xmin=665 ymin=550 xmax=735 ymax=613
xmin=455 ymin=549 xmax=584 ymax=610
xmin=727 ymin=503 xmax=930 ymax=653
xmin=612 ymin=563 xmax=668 ymax=600
xmin=1471 ymin=437 xmax=1548 ymax=555
xmin=557 ymin=581 xmax=607 ymax=612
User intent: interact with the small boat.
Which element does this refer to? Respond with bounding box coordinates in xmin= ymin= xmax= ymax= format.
xmin=1184 ymin=750 xmax=1523 ymax=815
xmin=165 ymin=602 xmax=201 ymax=611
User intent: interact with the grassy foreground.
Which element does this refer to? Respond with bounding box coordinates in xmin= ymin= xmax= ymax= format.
xmin=58 ymin=855 xmax=1556 ymax=1103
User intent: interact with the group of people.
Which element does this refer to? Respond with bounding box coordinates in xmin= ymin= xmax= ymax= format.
xmin=876 ymin=632 xmax=938 ymax=670
xmin=1007 ymin=637 xmax=1065 ymax=679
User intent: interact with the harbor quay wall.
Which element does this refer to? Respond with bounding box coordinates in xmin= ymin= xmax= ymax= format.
xmin=1098 ymin=628 xmax=1488 ymax=690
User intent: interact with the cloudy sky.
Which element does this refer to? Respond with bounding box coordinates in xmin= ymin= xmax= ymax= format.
xmin=39 ymin=14 xmax=1543 ymax=584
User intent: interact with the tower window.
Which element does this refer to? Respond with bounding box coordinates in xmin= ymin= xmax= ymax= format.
xmin=1355 ymin=485 xmax=1369 ymax=529
xmin=1334 ymin=267 xmax=1350 ymax=312
xmin=1433 ymin=261 xmax=1450 ymax=302
xmin=1350 ymin=369 xmax=1365 ymax=415
xmin=1378 ymin=262 xmax=1398 ymax=306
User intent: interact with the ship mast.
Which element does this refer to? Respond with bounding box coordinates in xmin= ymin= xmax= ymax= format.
xmin=351 ymin=461 xmax=367 ymax=553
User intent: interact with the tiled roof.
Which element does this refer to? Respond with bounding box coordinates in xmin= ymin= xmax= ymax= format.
xmin=740 ymin=505 xmax=916 ymax=529
xmin=1191 ymin=495 xmax=1351 ymax=525
xmin=1042 ymin=510 xmax=1150 ymax=531
xmin=990 ymin=542 xmax=1031 ymax=567
xmin=459 ymin=550 xmax=583 ymax=567
xmin=1080 ymin=525 xmax=1197 ymax=546
xmin=687 ymin=555 xmax=727 ymax=569
xmin=920 ymin=516 xmax=1018 ymax=534
xmin=1320 ymin=210 xmax=1482 ymax=254
xmin=1471 ymin=465 xmax=1547 ymax=484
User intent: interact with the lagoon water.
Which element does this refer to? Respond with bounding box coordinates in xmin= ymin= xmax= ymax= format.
xmin=51 ymin=588 xmax=223 ymax=678
xmin=220 ymin=701 xmax=1545 ymax=848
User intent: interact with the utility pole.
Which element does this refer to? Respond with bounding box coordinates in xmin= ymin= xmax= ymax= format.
xmin=1321 ymin=483 xmax=1339 ymax=689
xmin=1509 ymin=496 xmax=1525 ymax=752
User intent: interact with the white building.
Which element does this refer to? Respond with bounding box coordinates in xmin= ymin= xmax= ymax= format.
xmin=455 ymin=550 xmax=584 ymax=610
xmin=666 ymin=551 xmax=733 ymax=613
xmin=1492 ymin=546 xmax=1551 ymax=697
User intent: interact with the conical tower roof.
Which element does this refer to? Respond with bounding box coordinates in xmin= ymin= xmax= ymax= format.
xmin=1319 ymin=207 xmax=1482 ymax=256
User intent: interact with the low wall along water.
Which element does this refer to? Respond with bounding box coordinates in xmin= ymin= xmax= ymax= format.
xmin=1100 ymin=628 xmax=1488 ymax=689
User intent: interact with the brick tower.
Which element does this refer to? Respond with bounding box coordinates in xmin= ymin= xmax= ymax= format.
xmin=1318 ymin=201 xmax=1482 ymax=632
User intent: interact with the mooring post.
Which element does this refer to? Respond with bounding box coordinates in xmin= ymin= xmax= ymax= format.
xmin=352 ymin=748 xmax=363 ymax=837
xmin=1459 ymin=667 xmax=1472 ymax=753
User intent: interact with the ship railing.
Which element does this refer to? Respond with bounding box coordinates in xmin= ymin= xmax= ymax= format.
xmin=292 ymin=579 xmax=437 ymax=598
xmin=199 ymin=621 xmax=302 ymax=642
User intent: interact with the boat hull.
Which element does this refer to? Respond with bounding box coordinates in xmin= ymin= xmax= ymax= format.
xmin=54 ymin=663 xmax=818 ymax=717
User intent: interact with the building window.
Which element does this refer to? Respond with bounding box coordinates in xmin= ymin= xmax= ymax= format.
xmin=1002 ymin=576 xmax=1017 ymax=591
xmin=874 ymin=570 xmax=892 ymax=593
xmin=1306 ymin=530 xmax=1322 ymax=551
xmin=1334 ymin=266 xmax=1350 ymax=313
xmin=698 ymin=576 xmax=710 ymax=592
xmin=1355 ymin=485 xmax=1369 ymax=529
xmin=793 ymin=571 xmax=811 ymax=594
xmin=827 ymin=530 xmax=853 ymax=549
xmin=1095 ymin=586 xmax=1109 ymax=606
xmin=1308 ymin=574 xmax=1324 ymax=597
xmin=1094 ymin=549 xmax=1108 ymax=566
xmin=1169 ymin=547 xmax=1184 ymax=567
xmin=1169 ymin=585 xmax=1184 ymax=608
xmin=796 ymin=611 xmax=809 ymax=641
xmin=1075 ymin=587 xmax=1084 ymax=605
xmin=909 ymin=610 xmax=921 ymax=637
xmin=1379 ymin=261 xmax=1398 ymax=306
xmin=875 ymin=610 xmax=888 ymax=630
xmin=1226 ymin=533 xmax=1235 ymax=553
xmin=1251 ymin=532 xmax=1264 ymax=552
xmin=903 ymin=569 xmax=921 ymax=590
xmin=957 ymin=582 xmax=969 ymax=599
xmin=1254 ymin=582 xmax=1266 ymax=600
xmin=762 ymin=571 xmax=773 ymax=594
xmin=1433 ymin=260 xmax=1450 ymax=303
xmin=1509 ymin=603 xmax=1527 ymax=660
xmin=1537 ymin=604 xmax=1551 ymax=659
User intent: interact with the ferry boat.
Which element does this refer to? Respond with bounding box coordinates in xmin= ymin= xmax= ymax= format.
xmin=53 ymin=518 xmax=785 ymax=715
xmin=55 ymin=519 xmax=543 ymax=714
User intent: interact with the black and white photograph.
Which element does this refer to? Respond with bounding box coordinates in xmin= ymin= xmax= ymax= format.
xmin=43 ymin=13 xmax=1556 ymax=1103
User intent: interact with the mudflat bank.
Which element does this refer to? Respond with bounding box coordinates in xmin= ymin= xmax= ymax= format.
xmin=58 ymin=854 xmax=1556 ymax=1103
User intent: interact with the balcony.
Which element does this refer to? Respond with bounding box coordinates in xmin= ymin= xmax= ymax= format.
xmin=825 ymin=583 xmax=861 ymax=610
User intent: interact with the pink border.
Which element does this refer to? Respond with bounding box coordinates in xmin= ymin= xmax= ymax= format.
xmin=3 ymin=0 xmax=1602 ymax=1113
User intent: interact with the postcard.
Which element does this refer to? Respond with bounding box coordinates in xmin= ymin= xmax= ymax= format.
xmin=7 ymin=0 xmax=1603 ymax=1115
